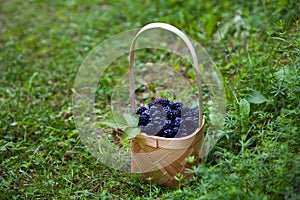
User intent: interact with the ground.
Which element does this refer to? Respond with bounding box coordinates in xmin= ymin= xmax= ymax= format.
xmin=0 ymin=0 xmax=299 ymax=199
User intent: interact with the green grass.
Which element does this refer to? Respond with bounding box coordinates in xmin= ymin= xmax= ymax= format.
xmin=1 ymin=0 xmax=299 ymax=199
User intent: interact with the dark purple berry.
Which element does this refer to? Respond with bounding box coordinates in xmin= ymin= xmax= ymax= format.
xmin=170 ymin=102 xmax=182 ymax=110
xmin=181 ymin=117 xmax=198 ymax=135
xmin=163 ymin=106 xmax=172 ymax=115
xmin=156 ymin=98 xmax=170 ymax=107
xmin=177 ymin=123 xmax=188 ymax=138
xmin=136 ymin=106 xmax=147 ymax=115
xmin=140 ymin=124 xmax=152 ymax=134
xmin=136 ymin=98 xmax=199 ymax=138
xmin=185 ymin=116 xmax=198 ymax=125
xmin=173 ymin=126 xmax=179 ymax=134
xmin=163 ymin=129 xmax=173 ymax=138
xmin=163 ymin=120 xmax=173 ymax=130
xmin=149 ymin=105 xmax=165 ymax=120
xmin=172 ymin=110 xmax=181 ymax=118
xmin=148 ymin=102 xmax=155 ymax=109
xmin=142 ymin=109 xmax=150 ymax=116
xmin=138 ymin=115 xmax=150 ymax=126
xmin=181 ymin=105 xmax=192 ymax=118
xmin=167 ymin=110 xmax=175 ymax=120
xmin=174 ymin=117 xmax=182 ymax=127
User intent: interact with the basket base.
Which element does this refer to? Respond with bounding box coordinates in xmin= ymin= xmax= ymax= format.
xmin=131 ymin=119 xmax=205 ymax=187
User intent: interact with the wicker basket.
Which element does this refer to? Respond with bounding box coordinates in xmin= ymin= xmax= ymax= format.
xmin=131 ymin=119 xmax=205 ymax=187
xmin=129 ymin=23 xmax=205 ymax=187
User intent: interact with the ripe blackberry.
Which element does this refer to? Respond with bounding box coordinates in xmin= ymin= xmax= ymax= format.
xmin=162 ymin=129 xmax=173 ymax=138
xmin=173 ymin=110 xmax=181 ymax=118
xmin=142 ymin=109 xmax=150 ymax=116
xmin=170 ymin=102 xmax=182 ymax=110
xmin=173 ymin=126 xmax=179 ymax=135
xmin=181 ymin=105 xmax=191 ymax=118
xmin=149 ymin=105 xmax=165 ymax=120
xmin=156 ymin=98 xmax=170 ymax=107
xmin=167 ymin=111 xmax=175 ymax=120
xmin=140 ymin=124 xmax=152 ymax=134
xmin=191 ymin=108 xmax=199 ymax=118
xmin=167 ymin=109 xmax=179 ymax=120
xmin=181 ymin=117 xmax=198 ymax=135
xmin=138 ymin=115 xmax=150 ymax=126
xmin=163 ymin=120 xmax=173 ymax=130
xmin=174 ymin=117 xmax=182 ymax=127
xmin=136 ymin=106 xmax=147 ymax=115
xmin=185 ymin=116 xmax=198 ymax=125
xmin=136 ymin=98 xmax=199 ymax=138
xmin=148 ymin=102 xmax=155 ymax=109
xmin=150 ymin=116 xmax=164 ymax=128
xmin=163 ymin=106 xmax=172 ymax=116
xmin=176 ymin=123 xmax=188 ymax=138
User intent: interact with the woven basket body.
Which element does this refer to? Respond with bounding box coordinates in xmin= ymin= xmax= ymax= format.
xmin=131 ymin=119 xmax=205 ymax=187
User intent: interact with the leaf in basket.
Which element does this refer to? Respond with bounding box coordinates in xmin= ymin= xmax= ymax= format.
xmin=99 ymin=113 xmax=140 ymax=141
xmin=122 ymin=127 xmax=140 ymax=141
xmin=122 ymin=114 xmax=139 ymax=127
xmin=99 ymin=114 xmax=127 ymax=130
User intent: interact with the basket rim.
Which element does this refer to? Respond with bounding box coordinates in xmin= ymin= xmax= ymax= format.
xmin=136 ymin=117 xmax=205 ymax=141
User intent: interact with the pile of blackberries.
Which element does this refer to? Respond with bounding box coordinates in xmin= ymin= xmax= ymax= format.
xmin=136 ymin=98 xmax=199 ymax=138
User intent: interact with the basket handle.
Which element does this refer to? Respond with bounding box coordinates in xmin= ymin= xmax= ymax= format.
xmin=129 ymin=22 xmax=203 ymax=123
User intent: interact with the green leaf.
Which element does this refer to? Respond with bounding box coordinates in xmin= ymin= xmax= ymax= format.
xmin=100 ymin=114 xmax=126 ymax=130
xmin=248 ymin=90 xmax=268 ymax=104
xmin=122 ymin=127 xmax=140 ymax=141
xmin=100 ymin=113 xmax=140 ymax=141
xmin=123 ymin=114 xmax=139 ymax=127
xmin=112 ymin=113 xmax=128 ymax=129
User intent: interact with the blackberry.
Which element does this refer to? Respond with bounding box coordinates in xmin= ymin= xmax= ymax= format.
xmin=162 ymin=129 xmax=173 ymax=138
xmin=136 ymin=98 xmax=199 ymax=139
xmin=149 ymin=104 xmax=162 ymax=114
xmin=170 ymin=102 xmax=182 ymax=110
xmin=156 ymin=98 xmax=170 ymax=107
xmin=138 ymin=115 xmax=150 ymax=126
xmin=176 ymin=110 xmax=182 ymax=117
xmin=150 ymin=116 xmax=164 ymax=128
xmin=173 ymin=126 xmax=179 ymax=135
xmin=163 ymin=120 xmax=173 ymax=130
xmin=168 ymin=102 xmax=174 ymax=108
xmin=181 ymin=117 xmax=198 ymax=135
xmin=140 ymin=124 xmax=152 ymax=134
xmin=167 ymin=110 xmax=175 ymax=120
xmin=185 ymin=116 xmax=198 ymax=125
xmin=191 ymin=108 xmax=199 ymax=118
xmin=136 ymin=106 xmax=147 ymax=115
xmin=177 ymin=123 xmax=188 ymax=138
xmin=148 ymin=102 xmax=155 ymax=109
xmin=174 ymin=117 xmax=182 ymax=127
xmin=149 ymin=105 xmax=165 ymax=121
xmin=142 ymin=109 xmax=150 ymax=116
xmin=181 ymin=105 xmax=191 ymax=118
xmin=163 ymin=106 xmax=172 ymax=116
